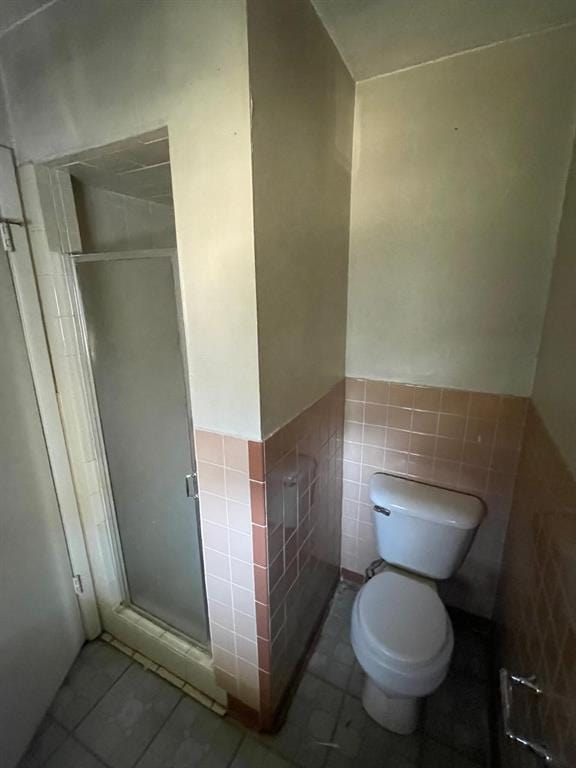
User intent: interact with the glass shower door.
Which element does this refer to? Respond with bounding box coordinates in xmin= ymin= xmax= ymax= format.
xmin=75 ymin=252 xmax=208 ymax=644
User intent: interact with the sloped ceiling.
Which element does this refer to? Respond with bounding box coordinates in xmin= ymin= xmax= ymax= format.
xmin=2 ymin=0 xmax=576 ymax=81
xmin=312 ymin=0 xmax=576 ymax=80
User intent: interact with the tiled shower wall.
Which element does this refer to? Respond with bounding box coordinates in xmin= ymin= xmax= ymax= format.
xmin=497 ymin=405 xmax=576 ymax=767
xmin=195 ymin=381 xmax=344 ymax=726
xmin=342 ymin=378 xmax=528 ymax=617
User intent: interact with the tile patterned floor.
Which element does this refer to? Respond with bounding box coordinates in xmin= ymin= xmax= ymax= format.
xmin=19 ymin=582 xmax=495 ymax=768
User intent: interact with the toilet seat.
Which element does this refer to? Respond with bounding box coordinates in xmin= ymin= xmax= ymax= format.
xmin=356 ymin=570 xmax=448 ymax=671
xmin=351 ymin=569 xmax=453 ymax=699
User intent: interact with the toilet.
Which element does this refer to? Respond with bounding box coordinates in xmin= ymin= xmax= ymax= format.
xmin=350 ymin=473 xmax=484 ymax=735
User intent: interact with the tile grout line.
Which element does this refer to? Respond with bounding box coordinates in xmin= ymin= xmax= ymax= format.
xmin=36 ymin=582 xmax=493 ymax=768
xmin=51 ymin=647 xmax=136 ymax=737
xmin=315 ymin=668 xmax=350 ymax=768
xmin=102 ymin=632 xmax=227 ymax=716
xmin=128 ymin=691 xmax=184 ymax=768
xmin=58 ymin=643 xmax=191 ymax=768
xmin=224 ymin=730 xmax=248 ymax=768
xmin=26 ymin=715 xmax=65 ymax=768
xmin=63 ymin=732 xmax=116 ymax=768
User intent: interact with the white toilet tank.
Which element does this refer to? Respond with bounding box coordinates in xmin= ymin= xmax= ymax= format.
xmin=369 ymin=474 xmax=484 ymax=580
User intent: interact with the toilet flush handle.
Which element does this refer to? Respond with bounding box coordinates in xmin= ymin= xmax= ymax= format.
xmin=374 ymin=505 xmax=391 ymax=516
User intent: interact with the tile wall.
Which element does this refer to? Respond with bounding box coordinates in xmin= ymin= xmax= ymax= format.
xmin=256 ymin=382 xmax=345 ymax=723
xmin=342 ymin=378 xmax=528 ymax=617
xmin=497 ymin=405 xmax=576 ymax=767
xmin=194 ymin=431 xmax=260 ymax=713
xmin=196 ymin=381 xmax=345 ymax=727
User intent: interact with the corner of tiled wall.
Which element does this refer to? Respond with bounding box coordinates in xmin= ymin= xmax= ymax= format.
xmin=198 ymin=380 xmax=346 ymax=728
xmin=257 ymin=381 xmax=345 ymax=724
xmin=194 ymin=430 xmax=260 ymax=714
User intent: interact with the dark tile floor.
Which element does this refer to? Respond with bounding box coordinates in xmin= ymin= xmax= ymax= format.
xmin=19 ymin=582 xmax=495 ymax=768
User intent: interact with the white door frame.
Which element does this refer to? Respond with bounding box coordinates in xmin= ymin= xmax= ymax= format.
xmin=1 ymin=148 xmax=100 ymax=639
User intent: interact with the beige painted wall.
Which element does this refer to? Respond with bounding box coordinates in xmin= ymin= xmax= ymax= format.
xmin=347 ymin=26 xmax=576 ymax=396
xmin=0 ymin=0 xmax=260 ymax=439
xmin=533 ymin=135 xmax=576 ymax=474
xmin=0 ymin=89 xmax=11 ymax=147
xmin=74 ymin=181 xmax=176 ymax=253
xmin=1 ymin=153 xmax=84 ymax=767
xmin=1 ymin=241 xmax=84 ymax=768
xmin=247 ymin=0 xmax=354 ymax=437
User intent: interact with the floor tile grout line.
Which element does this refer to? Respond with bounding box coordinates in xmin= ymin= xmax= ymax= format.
xmin=23 ymin=715 xmax=67 ymax=768
xmin=320 ymin=671 xmax=349 ymax=768
xmin=35 ymin=726 xmax=117 ymax=768
xmin=224 ymin=730 xmax=248 ymax=768
xmin=32 ymin=583 xmax=493 ymax=768
xmin=50 ymin=644 xmax=136 ymax=737
xmin=54 ymin=648 xmax=184 ymax=767
xmin=58 ymin=651 xmax=134 ymax=744
xmin=30 ymin=724 xmax=58 ymax=768
xmin=125 ymin=689 xmax=184 ymax=768
xmin=281 ymin=668 xmax=353 ymax=768
xmin=45 ymin=652 xmax=137 ymax=767
xmin=63 ymin=731 xmax=116 ymax=768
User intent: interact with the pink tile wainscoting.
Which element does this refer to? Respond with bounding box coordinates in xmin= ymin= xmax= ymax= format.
xmin=497 ymin=405 xmax=576 ymax=767
xmin=256 ymin=381 xmax=345 ymax=724
xmin=194 ymin=431 xmax=260 ymax=714
xmin=197 ymin=380 xmax=573 ymax=750
xmin=195 ymin=380 xmax=345 ymax=727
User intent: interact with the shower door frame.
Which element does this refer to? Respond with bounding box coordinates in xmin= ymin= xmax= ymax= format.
xmin=69 ymin=247 xmax=208 ymax=639
xmin=21 ymin=164 xmax=226 ymax=703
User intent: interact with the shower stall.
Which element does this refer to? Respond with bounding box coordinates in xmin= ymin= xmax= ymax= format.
xmin=74 ymin=249 xmax=208 ymax=642
xmin=22 ymin=130 xmax=221 ymax=699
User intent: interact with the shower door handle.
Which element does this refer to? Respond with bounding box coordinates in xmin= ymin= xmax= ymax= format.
xmin=185 ymin=473 xmax=199 ymax=500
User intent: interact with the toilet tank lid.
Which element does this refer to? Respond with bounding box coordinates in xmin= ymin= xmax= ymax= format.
xmin=370 ymin=474 xmax=484 ymax=530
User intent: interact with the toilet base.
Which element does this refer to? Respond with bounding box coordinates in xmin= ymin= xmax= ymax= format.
xmin=361 ymin=677 xmax=421 ymax=735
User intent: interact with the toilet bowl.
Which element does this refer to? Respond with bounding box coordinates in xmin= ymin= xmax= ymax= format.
xmin=350 ymin=473 xmax=484 ymax=734
xmin=351 ymin=567 xmax=453 ymax=734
